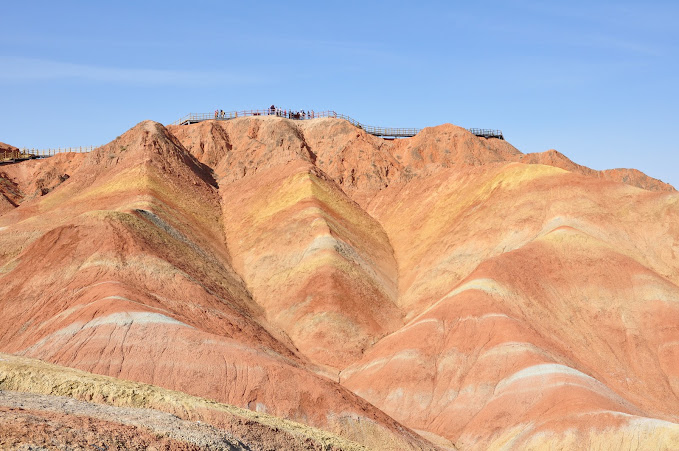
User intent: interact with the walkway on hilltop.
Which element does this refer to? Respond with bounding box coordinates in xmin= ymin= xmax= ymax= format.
xmin=172 ymin=109 xmax=505 ymax=140
xmin=1 ymin=111 xmax=504 ymax=164
xmin=1 ymin=146 xmax=96 ymax=164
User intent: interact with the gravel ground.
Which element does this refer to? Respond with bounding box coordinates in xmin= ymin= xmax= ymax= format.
xmin=0 ymin=390 xmax=246 ymax=450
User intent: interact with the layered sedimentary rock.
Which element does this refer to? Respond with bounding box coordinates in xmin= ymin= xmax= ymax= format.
xmin=0 ymin=353 xmax=368 ymax=450
xmin=343 ymin=164 xmax=679 ymax=448
xmin=1 ymin=115 xmax=678 ymax=449
xmin=0 ymin=121 xmax=433 ymax=450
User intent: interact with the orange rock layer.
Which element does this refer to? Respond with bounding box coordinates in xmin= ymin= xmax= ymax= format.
xmin=1 ymin=116 xmax=678 ymax=449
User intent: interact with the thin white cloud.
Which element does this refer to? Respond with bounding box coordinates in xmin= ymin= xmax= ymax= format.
xmin=0 ymin=57 xmax=269 ymax=85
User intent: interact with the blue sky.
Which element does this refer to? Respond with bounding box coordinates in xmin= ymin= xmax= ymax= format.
xmin=2 ymin=1 xmax=678 ymax=187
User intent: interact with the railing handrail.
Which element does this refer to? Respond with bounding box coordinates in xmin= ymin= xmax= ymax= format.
xmin=170 ymin=109 xmax=423 ymax=138
xmin=26 ymin=146 xmax=99 ymax=156
xmin=0 ymin=146 xmax=100 ymax=161
xmin=171 ymin=109 xmax=503 ymax=140
xmin=2 ymin=111 xmax=503 ymax=163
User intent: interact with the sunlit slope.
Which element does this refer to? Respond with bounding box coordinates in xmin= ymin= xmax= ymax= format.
xmin=344 ymin=162 xmax=679 ymax=447
xmin=0 ymin=121 xmax=436 ymax=450
xmin=2 ymin=115 xmax=678 ymax=450
xmin=366 ymin=162 xmax=679 ymax=317
xmin=220 ymin=160 xmax=402 ymax=369
xmin=168 ymin=116 xmax=403 ymax=208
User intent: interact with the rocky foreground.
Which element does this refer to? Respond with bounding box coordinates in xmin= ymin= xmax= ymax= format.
xmin=0 ymin=116 xmax=678 ymax=449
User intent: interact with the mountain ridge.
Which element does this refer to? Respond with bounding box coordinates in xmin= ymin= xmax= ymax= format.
xmin=1 ymin=116 xmax=678 ymax=449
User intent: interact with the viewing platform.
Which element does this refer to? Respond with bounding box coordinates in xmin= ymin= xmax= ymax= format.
xmin=172 ymin=109 xmax=504 ymax=140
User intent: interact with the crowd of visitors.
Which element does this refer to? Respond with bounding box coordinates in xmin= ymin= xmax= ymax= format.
xmin=213 ymin=106 xmax=323 ymax=120
xmin=268 ymin=105 xmax=316 ymax=119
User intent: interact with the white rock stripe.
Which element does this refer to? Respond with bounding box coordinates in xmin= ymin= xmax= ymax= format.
xmin=21 ymin=311 xmax=193 ymax=355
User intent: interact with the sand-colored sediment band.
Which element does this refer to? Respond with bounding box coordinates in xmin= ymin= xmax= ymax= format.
xmin=4 ymin=116 xmax=679 ymax=449
xmin=218 ymin=162 xmax=403 ymax=368
xmin=491 ymin=363 xmax=639 ymax=410
xmin=482 ymin=411 xmax=679 ymax=450
xmin=21 ymin=310 xmax=194 ymax=356
xmin=0 ymin=353 xmax=368 ymax=451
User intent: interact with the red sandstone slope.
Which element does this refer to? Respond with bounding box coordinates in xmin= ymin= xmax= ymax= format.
xmin=168 ymin=118 xmax=673 ymax=209
xmin=2 ymin=152 xmax=86 ymax=200
xmin=2 ymin=116 xmax=679 ymax=449
xmin=0 ymin=175 xmax=19 ymax=215
xmin=346 ymin=164 xmax=679 ymax=447
xmin=519 ymin=148 xmax=675 ymax=192
xmin=169 ymin=116 xmax=679 ymax=448
xmin=0 ymin=142 xmax=22 ymax=213
xmin=218 ymin=160 xmax=403 ymax=370
xmin=0 ymin=121 xmax=435 ymax=450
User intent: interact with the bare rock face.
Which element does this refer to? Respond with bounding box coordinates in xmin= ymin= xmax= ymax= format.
xmin=343 ymin=164 xmax=679 ymax=448
xmin=1 ymin=152 xmax=85 ymax=200
xmin=519 ymin=149 xmax=676 ymax=192
xmin=218 ymin=160 xmax=402 ymax=370
xmin=2 ymin=115 xmax=679 ymax=449
xmin=0 ymin=120 xmax=434 ymax=450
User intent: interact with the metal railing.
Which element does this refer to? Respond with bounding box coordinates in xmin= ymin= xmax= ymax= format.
xmin=1 ymin=111 xmax=503 ymax=165
xmin=1 ymin=150 xmax=22 ymax=161
xmin=28 ymin=146 xmax=98 ymax=157
xmin=172 ymin=109 xmax=503 ymax=140
xmin=1 ymin=146 xmax=99 ymax=164
xmin=467 ymin=129 xmax=504 ymax=140
xmin=172 ymin=109 xmax=421 ymax=138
